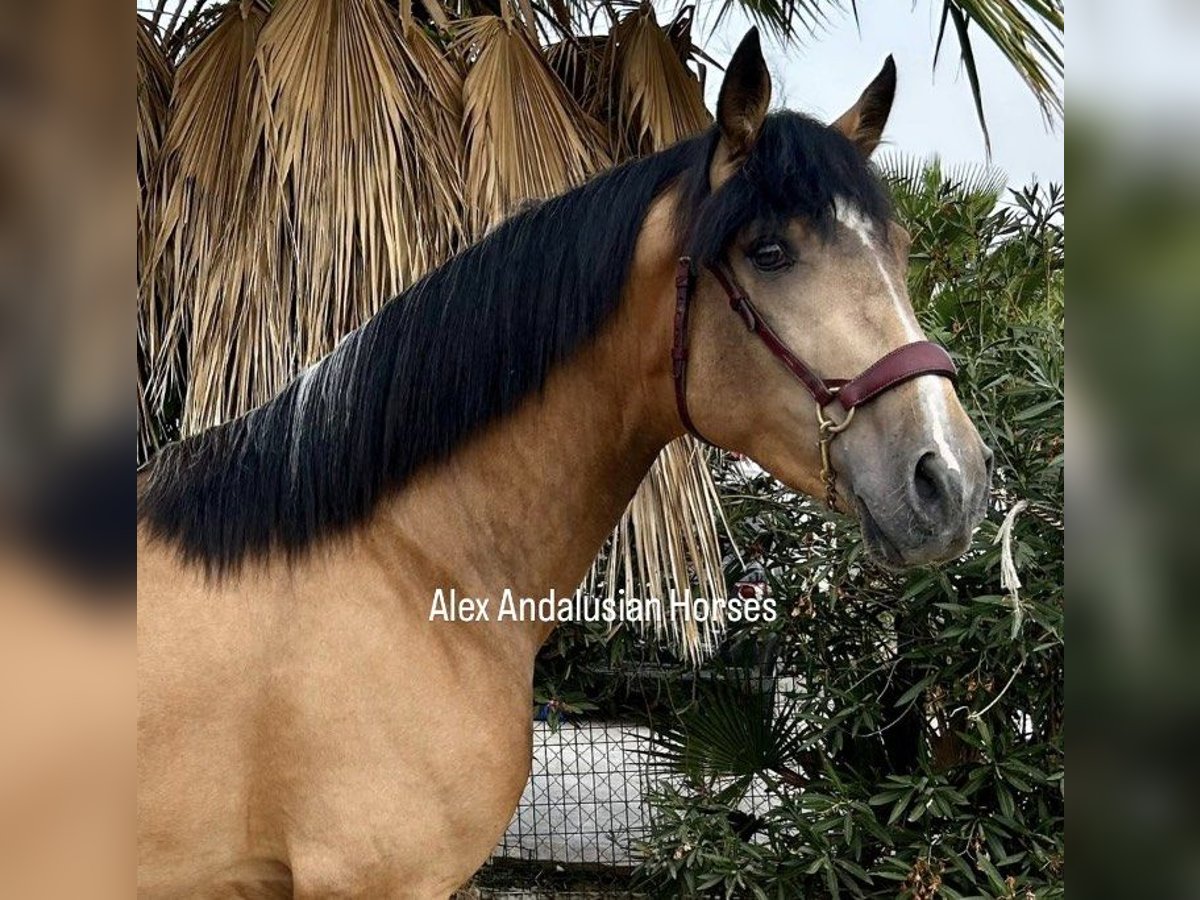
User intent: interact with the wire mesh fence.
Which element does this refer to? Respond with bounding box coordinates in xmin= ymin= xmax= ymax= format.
xmin=472 ymin=667 xmax=782 ymax=893
xmin=492 ymin=718 xmax=654 ymax=867
xmin=487 ymin=711 xmax=777 ymax=865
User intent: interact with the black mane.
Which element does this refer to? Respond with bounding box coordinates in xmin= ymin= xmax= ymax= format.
xmin=139 ymin=112 xmax=890 ymax=572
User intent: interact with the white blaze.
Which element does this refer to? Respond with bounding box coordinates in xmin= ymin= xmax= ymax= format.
xmin=834 ymin=199 xmax=962 ymax=475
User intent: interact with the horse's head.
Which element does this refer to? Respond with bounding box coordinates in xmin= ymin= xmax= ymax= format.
xmin=678 ymin=30 xmax=992 ymax=568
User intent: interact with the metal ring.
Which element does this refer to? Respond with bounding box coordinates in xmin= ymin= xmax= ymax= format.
xmin=816 ymin=401 xmax=855 ymax=435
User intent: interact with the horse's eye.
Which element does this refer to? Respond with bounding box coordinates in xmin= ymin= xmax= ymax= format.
xmin=749 ymin=240 xmax=791 ymax=273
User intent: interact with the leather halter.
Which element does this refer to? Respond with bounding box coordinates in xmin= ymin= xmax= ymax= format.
xmin=672 ymin=256 xmax=957 ymax=509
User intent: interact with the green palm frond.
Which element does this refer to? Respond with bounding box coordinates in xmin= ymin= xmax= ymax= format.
xmin=646 ymin=679 xmax=811 ymax=787
xmin=711 ymin=0 xmax=831 ymax=41
xmin=706 ymin=0 xmax=1063 ymax=152
xmin=935 ymin=0 xmax=1064 ymax=129
xmin=878 ymin=152 xmax=1007 ymax=206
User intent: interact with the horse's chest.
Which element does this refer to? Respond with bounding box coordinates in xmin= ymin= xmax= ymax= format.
xmin=265 ymin=629 xmax=536 ymax=889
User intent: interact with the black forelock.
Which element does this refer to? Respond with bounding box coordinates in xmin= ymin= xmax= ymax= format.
xmin=680 ymin=111 xmax=891 ymax=264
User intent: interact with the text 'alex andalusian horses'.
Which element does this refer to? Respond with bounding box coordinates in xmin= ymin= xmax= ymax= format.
xmin=137 ymin=29 xmax=992 ymax=898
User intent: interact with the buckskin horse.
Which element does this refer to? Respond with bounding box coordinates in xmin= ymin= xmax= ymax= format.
xmin=137 ymin=29 xmax=993 ymax=898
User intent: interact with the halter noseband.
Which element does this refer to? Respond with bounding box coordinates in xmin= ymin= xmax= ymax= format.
xmin=672 ymin=256 xmax=958 ymax=510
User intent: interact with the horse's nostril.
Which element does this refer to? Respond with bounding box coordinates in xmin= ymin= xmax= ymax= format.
xmin=913 ymin=452 xmax=940 ymax=503
xmin=982 ymin=444 xmax=996 ymax=481
xmin=907 ymin=453 xmax=964 ymax=532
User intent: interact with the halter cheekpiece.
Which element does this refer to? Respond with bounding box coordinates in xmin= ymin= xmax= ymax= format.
xmin=672 ymin=256 xmax=958 ymax=510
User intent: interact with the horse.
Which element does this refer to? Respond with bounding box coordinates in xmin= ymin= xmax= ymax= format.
xmin=137 ymin=29 xmax=992 ymax=898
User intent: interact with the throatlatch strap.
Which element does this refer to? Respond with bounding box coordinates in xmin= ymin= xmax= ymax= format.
xmin=671 ymin=258 xmax=704 ymax=440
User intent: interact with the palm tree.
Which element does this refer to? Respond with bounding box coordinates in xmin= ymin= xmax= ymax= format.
xmin=136 ymin=0 xmax=1062 ymax=657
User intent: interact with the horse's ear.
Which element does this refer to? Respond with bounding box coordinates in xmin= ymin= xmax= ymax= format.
xmin=716 ymin=28 xmax=772 ymax=161
xmin=831 ymin=56 xmax=896 ymax=158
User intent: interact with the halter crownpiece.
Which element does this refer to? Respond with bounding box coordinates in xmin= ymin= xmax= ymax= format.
xmin=672 ymin=256 xmax=958 ymax=509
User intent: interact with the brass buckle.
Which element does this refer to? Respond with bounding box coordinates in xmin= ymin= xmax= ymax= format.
xmin=816 ymin=389 xmax=855 ymax=510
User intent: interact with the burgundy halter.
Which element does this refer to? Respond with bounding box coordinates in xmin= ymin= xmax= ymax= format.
xmin=671 ymin=257 xmax=958 ymax=509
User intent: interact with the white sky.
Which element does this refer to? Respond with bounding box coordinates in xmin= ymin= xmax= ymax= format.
xmin=690 ymin=1 xmax=1064 ymax=189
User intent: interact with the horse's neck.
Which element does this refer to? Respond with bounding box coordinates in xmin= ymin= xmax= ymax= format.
xmin=360 ymin=209 xmax=682 ymax=651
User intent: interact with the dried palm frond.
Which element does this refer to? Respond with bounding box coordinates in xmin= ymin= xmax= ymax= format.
xmin=137 ymin=16 xmax=172 ymax=247
xmin=137 ymin=15 xmax=173 ymax=458
xmin=594 ymin=440 xmax=735 ymax=664
xmin=544 ymin=34 xmax=608 ymax=118
xmin=243 ymin=0 xmax=464 ymax=375
xmin=152 ymin=0 xmax=466 ymax=432
xmin=396 ymin=13 xmax=464 ymax=123
xmin=393 ymin=14 xmax=467 ymax=239
xmin=457 ymin=15 xmax=608 ymax=235
xmin=607 ymin=4 xmax=710 ymax=157
xmin=145 ymin=1 xmax=269 ymax=433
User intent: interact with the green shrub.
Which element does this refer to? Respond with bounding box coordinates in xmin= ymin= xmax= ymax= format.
xmin=633 ymin=164 xmax=1064 ymax=899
